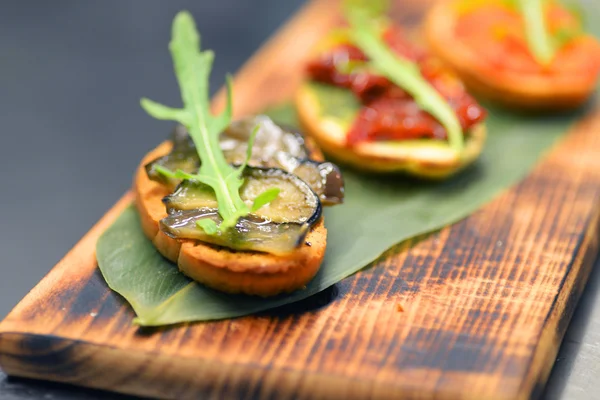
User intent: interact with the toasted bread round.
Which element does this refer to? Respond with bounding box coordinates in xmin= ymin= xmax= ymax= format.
xmin=133 ymin=141 xmax=327 ymax=297
xmin=424 ymin=1 xmax=599 ymax=111
xmin=294 ymin=82 xmax=486 ymax=179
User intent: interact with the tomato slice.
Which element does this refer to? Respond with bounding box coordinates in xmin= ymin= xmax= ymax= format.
xmin=305 ymin=25 xmax=487 ymax=146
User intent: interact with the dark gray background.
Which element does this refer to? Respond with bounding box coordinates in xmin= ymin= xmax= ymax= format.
xmin=0 ymin=1 xmax=598 ymax=399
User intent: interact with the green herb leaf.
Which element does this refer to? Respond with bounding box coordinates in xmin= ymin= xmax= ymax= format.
xmin=344 ymin=10 xmax=464 ymax=152
xmin=155 ymin=165 xmax=208 ymax=184
xmin=139 ymin=98 xmax=190 ymax=124
xmin=140 ymin=11 xmax=251 ymax=232
xmin=516 ymin=0 xmax=556 ymax=65
xmin=153 ymin=164 xmax=178 ymax=180
xmin=502 ymin=0 xmax=585 ymax=59
xmin=197 ymin=219 xmax=218 ymax=234
xmin=251 ymin=187 xmax=281 ymax=212
xmin=342 ymin=0 xmax=390 ymax=20
xmin=237 ymin=125 xmax=260 ymax=175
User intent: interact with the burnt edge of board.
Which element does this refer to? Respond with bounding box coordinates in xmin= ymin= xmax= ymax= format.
xmin=524 ymin=204 xmax=600 ymax=400
xmin=0 ymin=206 xmax=598 ymax=400
xmin=0 ymin=331 xmax=427 ymax=399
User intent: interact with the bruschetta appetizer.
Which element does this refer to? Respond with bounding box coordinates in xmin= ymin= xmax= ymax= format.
xmin=135 ymin=12 xmax=344 ymax=297
xmin=425 ymin=0 xmax=600 ymax=110
xmin=295 ymin=2 xmax=488 ymax=178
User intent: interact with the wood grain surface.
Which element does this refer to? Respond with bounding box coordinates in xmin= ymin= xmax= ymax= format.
xmin=2 ymin=0 xmax=600 ymax=399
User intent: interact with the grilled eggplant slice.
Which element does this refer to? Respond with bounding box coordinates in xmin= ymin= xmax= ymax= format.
xmin=222 ymin=115 xmax=309 ymax=163
xmin=291 ymin=158 xmax=344 ymax=206
xmin=134 ymin=140 xmax=329 ymax=297
xmin=145 ymin=125 xmax=198 ymax=189
xmin=145 ymin=115 xmax=344 ymax=205
xmin=161 ymin=166 xmax=322 ymax=256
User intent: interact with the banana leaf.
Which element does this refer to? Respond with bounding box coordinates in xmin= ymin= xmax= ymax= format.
xmin=96 ymin=97 xmax=590 ymax=326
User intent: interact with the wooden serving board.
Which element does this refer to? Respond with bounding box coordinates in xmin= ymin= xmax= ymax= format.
xmin=2 ymin=1 xmax=600 ymax=399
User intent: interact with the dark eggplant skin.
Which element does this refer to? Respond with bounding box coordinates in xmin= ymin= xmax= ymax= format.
xmin=292 ymin=159 xmax=344 ymax=206
xmin=161 ymin=209 xmax=313 ymax=255
xmin=145 ymin=116 xmax=345 ymax=205
xmin=144 ymin=124 xmax=199 ymax=190
xmin=160 ymin=165 xmax=323 ymax=255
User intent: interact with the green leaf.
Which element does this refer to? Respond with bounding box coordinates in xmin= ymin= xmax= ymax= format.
xmin=344 ymin=11 xmax=465 ymax=152
xmin=237 ymin=124 xmax=260 ymax=175
xmin=197 ymin=219 xmax=218 ymax=234
xmin=251 ymin=187 xmax=281 ymax=212
xmin=173 ymin=169 xmax=199 ymax=181
xmin=140 ymin=11 xmax=251 ymax=233
xmin=153 ymin=164 xmax=178 ymax=180
xmin=516 ymin=0 xmax=556 ymax=65
xmin=342 ymin=0 xmax=390 ymax=20
xmin=153 ymin=165 xmax=207 ymax=185
xmin=140 ymin=98 xmax=189 ymax=124
xmin=97 ymin=93 xmax=585 ymax=326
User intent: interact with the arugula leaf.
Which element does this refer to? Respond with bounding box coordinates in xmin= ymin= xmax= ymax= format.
xmin=153 ymin=164 xmax=197 ymax=181
xmin=197 ymin=219 xmax=218 ymax=235
xmin=516 ymin=0 xmax=556 ymax=66
xmin=342 ymin=0 xmax=390 ymax=20
xmin=342 ymin=6 xmax=464 ymax=152
xmin=468 ymin=0 xmax=582 ymax=65
xmin=237 ymin=125 xmax=259 ymax=175
xmin=153 ymin=164 xmax=180 ymax=180
xmin=140 ymin=11 xmax=270 ymax=232
xmin=508 ymin=0 xmax=585 ymax=65
xmin=251 ymin=187 xmax=281 ymax=212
